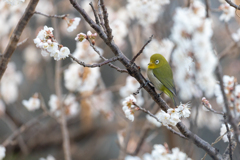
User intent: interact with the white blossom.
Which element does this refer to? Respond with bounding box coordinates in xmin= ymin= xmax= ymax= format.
xmin=48 ymin=94 xmax=80 ymax=117
xmin=220 ymin=123 xmax=233 ymax=142
xmin=3 ymin=0 xmax=25 ymax=5
xmin=125 ymin=155 xmax=141 ymax=160
xmin=120 ymin=76 xmax=144 ymax=106
xmin=219 ymin=1 xmax=235 ymax=22
xmin=22 ymin=95 xmax=40 ymax=111
xmin=122 ymin=95 xmax=136 ymax=122
xmin=0 ymin=145 xmax=6 ymax=160
xmin=146 ymin=113 xmax=162 ymax=127
xmin=231 ymin=28 xmax=240 ymax=42
xmin=171 ymin=1 xmax=217 ymax=101
xmin=126 ymin=0 xmax=170 ymax=26
xmin=67 ymin=17 xmax=81 ymax=32
xmin=1 ymin=62 xmax=22 ymax=104
xmin=39 ymin=155 xmax=55 ymax=160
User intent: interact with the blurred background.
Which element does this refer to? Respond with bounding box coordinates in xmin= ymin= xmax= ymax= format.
xmin=1 ymin=0 xmax=240 ymax=159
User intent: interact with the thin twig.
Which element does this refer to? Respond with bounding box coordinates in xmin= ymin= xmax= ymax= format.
xmin=216 ymin=64 xmax=240 ymax=151
xmin=17 ymin=38 xmax=28 ymax=47
xmin=99 ymin=0 xmax=113 ymax=41
xmin=133 ymin=102 xmax=187 ymax=139
xmin=89 ymin=2 xmax=100 ymax=25
xmin=204 ymin=0 xmax=210 ymax=18
xmin=218 ymin=42 xmax=237 ymax=60
xmin=0 ymin=0 xmax=40 ymax=80
xmin=223 ymin=114 xmax=233 ymax=160
xmin=34 ymin=11 xmax=68 ymax=19
xmin=69 ymin=54 xmax=120 ymax=68
xmin=97 ymin=0 xmax=107 ymax=33
xmin=1 ymin=113 xmax=46 ymax=147
xmin=87 ymin=39 xmax=128 ymax=73
xmin=130 ymin=35 xmax=153 ymax=64
xmin=202 ymin=97 xmax=224 ymax=115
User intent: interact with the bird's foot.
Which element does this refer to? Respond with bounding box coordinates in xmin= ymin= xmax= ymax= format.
xmin=158 ymin=92 xmax=163 ymax=97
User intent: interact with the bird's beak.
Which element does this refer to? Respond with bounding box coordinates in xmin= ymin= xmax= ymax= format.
xmin=148 ymin=62 xmax=154 ymax=69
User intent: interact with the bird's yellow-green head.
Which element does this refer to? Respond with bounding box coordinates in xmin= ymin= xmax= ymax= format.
xmin=148 ymin=53 xmax=168 ymax=69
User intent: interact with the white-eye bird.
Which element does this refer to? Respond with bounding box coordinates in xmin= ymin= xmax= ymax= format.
xmin=147 ymin=53 xmax=177 ymax=106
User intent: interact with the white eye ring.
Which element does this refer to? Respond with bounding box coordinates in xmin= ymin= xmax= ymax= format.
xmin=155 ymin=60 xmax=159 ymax=64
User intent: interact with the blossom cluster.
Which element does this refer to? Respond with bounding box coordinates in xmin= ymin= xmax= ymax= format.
xmin=48 ymin=94 xmax=80 ymax=117
xmin=147 ymin=103 xmax=191 ymax=127
xmin=122 ymin=95 xmax=136 ymax=121
xmin=215 ymin=75 xmax=240 ymax=117
xmin=75 ymin=31 xmax=97 ymax=44
xmin=1 ymin=62 xmax=22 ymax=104
xmin=126 ymin=0 xmax=170 ymax=26
xmin=34 ymin=26 xmax=70 ymax=61
xmin=125 ymin=144 xmax=191 ymax=160
xmin=171 ymin=0 xmax=217 ymax=101
xmin=218 ymin=0 xmax=235 ymax=22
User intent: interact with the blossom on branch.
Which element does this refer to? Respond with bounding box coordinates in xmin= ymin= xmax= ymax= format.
xmin=67 ymin=17 xmax=81 ymax=32
xmin=22 ymin=93 xmax=40 ymax=111
xmin=34 ymin=26 xmax=70 ymax=61
xmin=218 ymin=0 xmax=235 ymax=22
xmin=122 ymin=95 xmax=137 ymax=121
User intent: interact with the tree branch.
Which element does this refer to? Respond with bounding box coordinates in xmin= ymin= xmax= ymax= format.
xmin=0 ymin=0 xmax=40 ymax=80
xmin=34 ymin=11 xmax=68 ymax=19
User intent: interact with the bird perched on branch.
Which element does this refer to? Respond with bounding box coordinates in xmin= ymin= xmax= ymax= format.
xmin=147 ymin=53 xmax=177 ymax=106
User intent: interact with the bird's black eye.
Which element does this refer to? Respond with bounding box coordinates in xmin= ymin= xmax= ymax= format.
xmin=155 ymin=60 xmax=159 ymax=64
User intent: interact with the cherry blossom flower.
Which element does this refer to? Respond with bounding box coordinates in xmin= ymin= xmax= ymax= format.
xmin=67 ymin=17 xmax=81 ymax=32
xmin=22 ymin=94 xmax=40 ymax=111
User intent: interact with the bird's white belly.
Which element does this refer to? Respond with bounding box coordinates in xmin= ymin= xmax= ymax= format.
xmin=147 ymin=69 xmax=163 ymax=91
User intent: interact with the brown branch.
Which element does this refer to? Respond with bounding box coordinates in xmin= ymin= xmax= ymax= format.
xmin=218 ymin=42 xmax=237 ymax=60
xmin=222 ymin=137 xmax=237 ymax=160
xmin=204 ymin=0 xmax=210 ymax=18
xmin=69 ymin=0 xmax=223 ymax=159
xmin=216 ymin=65 xmax=240 ymax=152
xmin=133 ymin=102 xmax=187 ymax=139
xmin=225 ymin=0 xmax=240 ymax=10
xmin=0 ymin=0 xmax=40 ymax=80
xmin=1 ymin=113 xmax=46 ymax=147
xmin=130 ymin=35 xmax=153 ymax=64
xmin=99 ymin=0 xmax=113 ymax=41
xmin=34 ymin=11 xmax=68 ymax=19
xmin=89 ymin=2 xmax=100 ymax=25
xmin=69 ymin=54 xmax=119 ymax=68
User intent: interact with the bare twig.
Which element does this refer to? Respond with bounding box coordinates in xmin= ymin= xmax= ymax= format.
xmin=97 ymin=0 xmax=107 ymax=33
xmin=34 ymin=11 xmax=68 ymax=19
xmin=133 ymin=102 xmax=187 ymax=139
xmin=0 ymin=0 xmax=40 ymax=80
xmin=216 ymin=64 xmax=240 ymax=152
xmin=69 ymin=54 xmax=120 ymax=68
xmin=204 ymin=0 xmax=210 ymax=17
xmin=53 ymin=15 xmax=71 ymax=160
xmin=202 ymin=97 xmax=224 ymax=115
xmin=130 ymin=35 xmax=153 ymax=64
xmin=17 ymin=38 xmax=28 ymax=47
xmin=1 ymin=113 xmax=46 ymax=147
xmin=89 ymin=2 xmax=100 ymax=25
xmin=223 ymin=114 xmax=233 ymax=160
xmin=218 ymin=42 xmax=237 ymax=60
xmin=222 ymin=138 xmax=237 ymax=160
xmin=99 ymin=0 xmax=113 ymax=41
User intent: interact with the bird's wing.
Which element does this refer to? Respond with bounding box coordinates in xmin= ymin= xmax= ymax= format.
xmin=152 ymin=64 xmax=176 ymax=96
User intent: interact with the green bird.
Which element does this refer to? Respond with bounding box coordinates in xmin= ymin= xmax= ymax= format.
xmin=147 ymin=53 xmax=177 ymax=106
